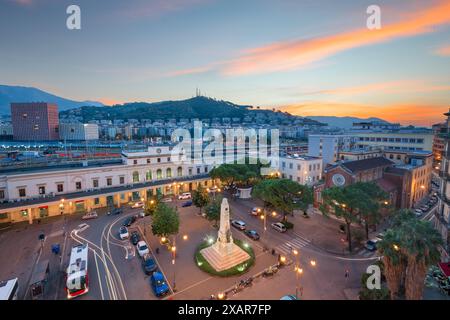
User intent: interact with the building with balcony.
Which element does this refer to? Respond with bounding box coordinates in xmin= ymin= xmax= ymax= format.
xmin=279 ymin=154 xmax=322 ymax=185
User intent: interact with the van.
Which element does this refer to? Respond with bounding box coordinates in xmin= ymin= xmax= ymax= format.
xmin=271 ymin=222 xmax=287 ymax=233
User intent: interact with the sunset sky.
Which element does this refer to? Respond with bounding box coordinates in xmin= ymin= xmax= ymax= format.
xmin=0 ymin=0 xmax=449 ymax=126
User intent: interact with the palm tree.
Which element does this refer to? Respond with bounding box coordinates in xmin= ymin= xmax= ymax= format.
xmin=377 ymin=229 xmax=406 ymax=300
xmin=402 ymin=219 xmax=442 ymax=300
xmin=378 ymin=210 xmax=443 ymax=300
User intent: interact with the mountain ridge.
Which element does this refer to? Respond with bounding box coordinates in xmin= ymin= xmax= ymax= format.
xmin=0 ymin=85 xmax=103 ymax=114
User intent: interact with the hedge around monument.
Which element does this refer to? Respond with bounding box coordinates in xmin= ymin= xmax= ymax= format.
xmin=195 ymin=239 xmax=255 ymax=277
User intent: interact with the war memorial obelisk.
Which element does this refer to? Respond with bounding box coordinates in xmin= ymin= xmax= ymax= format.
xmin=200 ymin=198 xmax=250 ymax=272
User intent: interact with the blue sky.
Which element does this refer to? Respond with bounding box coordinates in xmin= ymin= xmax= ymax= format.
xmin=0 ymin=0 xmax=449 ymax=125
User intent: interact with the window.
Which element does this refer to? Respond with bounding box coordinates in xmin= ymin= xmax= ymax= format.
xmin=94 ymin=198 xmax=100 ymax=205
xmin=146 ymin=171 xmax=152 ymax=181
xmin=119 ymin=176 xmax=125 ymax=184
xmin=282 ymin=162 xmax=286 ymax=168
xmin=289 ymin=163 xmax=293 ymax=169
xmin=197 ymin=167 xmax=201 ymax=174
xmin=417 ymin=139 xmax=424 ymax=144
xmin=57 ymin=184 xmax=63 ymax=193
xmin=132 ymin=171 xmax=139 ymax=183
xmin=133 ymin=160 xmax=138 ymax=165
xmin=93 ymin=179 xmax=99 ymax=188
xmin=166 ymin=168 xmax=172 ymax=178
xmin=38 ymin=186 xmax=46 ymax=195
xmin=188 ymin=168 xmax=192 ymax=175
xmin=76 ymin=182 xmax=82 ymax=190
xmin=157 ymin=169 xmax=162 ymax=179
xmin=389 ymin=154 xmax=394 ymax=159
xmin=204 ymin=166 xmax=208 ymax=173
xmin=397 ymin=155 xmax=401 ymax=160
xmin=157 ymin=158 xmax=161 ymax=163
xmin=297 ymin=164 xmax=301 ymax=170
xmin=317 ymin=164 xmax=320 ymax=171
xmin=167 ymin=157 xmax=171 ymax=162
xmin=309 ymin=165 xmax=312 ymax=171
xmin=289 ymin=175 xmax=292 ymax=180
xmin=107 ymin=178 xmax=112 ymax=186
xmin=0 ymin=190 xmax=5 ymax=199
xmin=177 ymin=167 xmax=182 ymax=177
xmin=147 ymin=159 xmax=151 ymax=164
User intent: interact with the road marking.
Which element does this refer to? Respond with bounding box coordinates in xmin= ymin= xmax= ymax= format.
xmin=93 ymin=252 xmax=105 ymax=300
xmin=275 ymin=237 xmax=310 ymax=256
xmin=164 ymin=276 xmax=213 ymax=299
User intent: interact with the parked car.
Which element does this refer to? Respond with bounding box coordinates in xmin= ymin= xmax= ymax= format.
xmin=109 ymin=208 xmax=123 ymax=215
xmin=414 ymin=209 xmax=423 ymax=216
xmin=364 ymin=239 xmax=380 ymax=251
xmin=178 ymin=192 xmax=192 ymax=200
xmin=130 ymin=231 xmax=140 ymax=245
xmin=137 ymin=241 xmax=150 ymax=257
xmin=161 ymin=197 xmax=173 ymax=203
xmin=271 ymin=222 xmax=287 ymax=233
xmin=142 ymin=254 xmax=157 ymax=275
xmin=376 ymin=232 xmax=385 ymax=240
xmin=82 ymin=211 xmax=98 ymax=220
xmin=244 ymin=230 xmax=260 ymax=240
xmin=137 ymin=211 xmax=145 ymax=218
xmin=123 ymin=215 xmax=137 ymax=227
xmin=250 ymin=207 xmax=262 ymax=216
xmin=181 ymin=200 xmax=193 ymax=207
xmin=131 ymin=201 xmax=145 ymax=209
xmin=150 ymin=272 xmax=170 ymax=297
xmin=119 ymin=226 xmax=129 ymax=240
xmin=231 ymin=219 xmax=246 ymax=230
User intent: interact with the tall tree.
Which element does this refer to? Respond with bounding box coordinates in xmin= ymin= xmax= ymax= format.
xmin=320 ymin=186 xmax=361 ymax=252
xmin=378 ymin=210 xmax=443 ymax=300
xmin=151 ymin=203 xmax=180 ymax=238
xmin=144 ymin=196 xmax=160 ymax=216
xmin=205 ymin=196 xmax=222 ymax=227
xmin=252 ymin=179 xmax=313 ymax=222
xmin=350 ymin=182 xmax=388 ymax=240
xmin=192 ymin=184 xmax=209 ymax=215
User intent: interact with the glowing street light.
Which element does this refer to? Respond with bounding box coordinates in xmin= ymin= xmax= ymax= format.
xmin=310 ymin=260 xmax=317 ymax=267
xmin=182 ymin=234 xmax=188 ymax=241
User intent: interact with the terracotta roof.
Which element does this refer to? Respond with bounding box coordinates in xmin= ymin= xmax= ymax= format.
xmin=341 ymin=157 xmax=394 ymax=174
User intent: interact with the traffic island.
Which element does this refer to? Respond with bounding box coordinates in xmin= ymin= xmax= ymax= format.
xmin=195 ymin=239 xmax=255 ymax=277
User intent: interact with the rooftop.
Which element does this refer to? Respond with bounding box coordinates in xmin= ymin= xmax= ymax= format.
xmin=340 ymin=157 xmax=394 ymax=173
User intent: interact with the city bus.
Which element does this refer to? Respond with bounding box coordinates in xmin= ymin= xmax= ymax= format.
xmin=0 ymin=278 xmax=19 ymax=300
xmin=66 ymin=244 xmax=89 ymax=299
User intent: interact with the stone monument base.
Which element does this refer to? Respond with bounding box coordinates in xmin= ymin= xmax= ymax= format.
xmin=200 ymin=243 xmax=250 ymax=272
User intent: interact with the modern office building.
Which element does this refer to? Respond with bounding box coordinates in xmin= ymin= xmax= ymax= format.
xmin=352 ymin=131 xmax=433 ymax=152
xmin=11 ymin=102 xmax=59 ymax=141
xmin=59 ymin=123 xmax=99 ymax=141
xmin=279 ymin=154 xmax=322 ymax=185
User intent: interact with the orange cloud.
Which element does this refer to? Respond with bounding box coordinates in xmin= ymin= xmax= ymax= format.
xmin=97 ymin=98 xmax=122 ymax=106
xmin=435 ymin=44 xmax=450 ymax=56
xmin=164 ymin=65 xmax=213 ymax=77
xmin=275 ymin=101 xmax=448 ymax=126
xmin=221 ymin=1 xmax=450 ymax=76
xmin=304 ymin=80 xmax=450 ymax=96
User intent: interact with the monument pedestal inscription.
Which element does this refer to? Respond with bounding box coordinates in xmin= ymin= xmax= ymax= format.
xmin=200 ymin=198 xmax=250 ymax=272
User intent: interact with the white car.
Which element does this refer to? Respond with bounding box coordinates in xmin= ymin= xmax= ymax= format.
xmin=82 ymin=211 xmax=98 ymax=220
xmin=161 ymin=197 xmax=173 ymax=203
xmin=231 ymin=220 xmax=246 ymax=230
xmin=136 ymin=241 xmax=150 ymax=257
xmin=131 ymin=201 xmax=145 ymax=209
xmin=250 ymin=207 xmax=262 ymax=216
xmin=119 ymin=226 xmax=129 ymax=240
xmin=271 ymin=222 xmax=287 ymax=233
xmin=178 ymin=192 xmax=192 ymax=200
xmin=414 ymin=209 xmax=423 ymax=217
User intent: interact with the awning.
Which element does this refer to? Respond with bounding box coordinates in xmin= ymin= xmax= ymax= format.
xmin=439 ymin=262 xmax=450 ymax=278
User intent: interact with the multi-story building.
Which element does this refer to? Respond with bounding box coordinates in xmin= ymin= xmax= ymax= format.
xmin=11 ymin=102 xmax=59 ymax=141
xmin=434 ymin=110 xmax=450 ymax=260
xmin=308 ymin=134 xmax=357 ymax=165
xmin=279 ymin=154 xmax=322 ymax=185
xmin=0 ymin=145 xmax=215 ymax=225
xmin=432 ymin=122 xmax=445 ymax=169
xmin=59 ymin=123 xmax=99 ymax=141
xmin=352 ymin=131 xmax=433 ymax=153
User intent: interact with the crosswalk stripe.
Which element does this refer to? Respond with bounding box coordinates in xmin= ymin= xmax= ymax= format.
xmin=275 ymin=236 xmax=311 ymax=255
